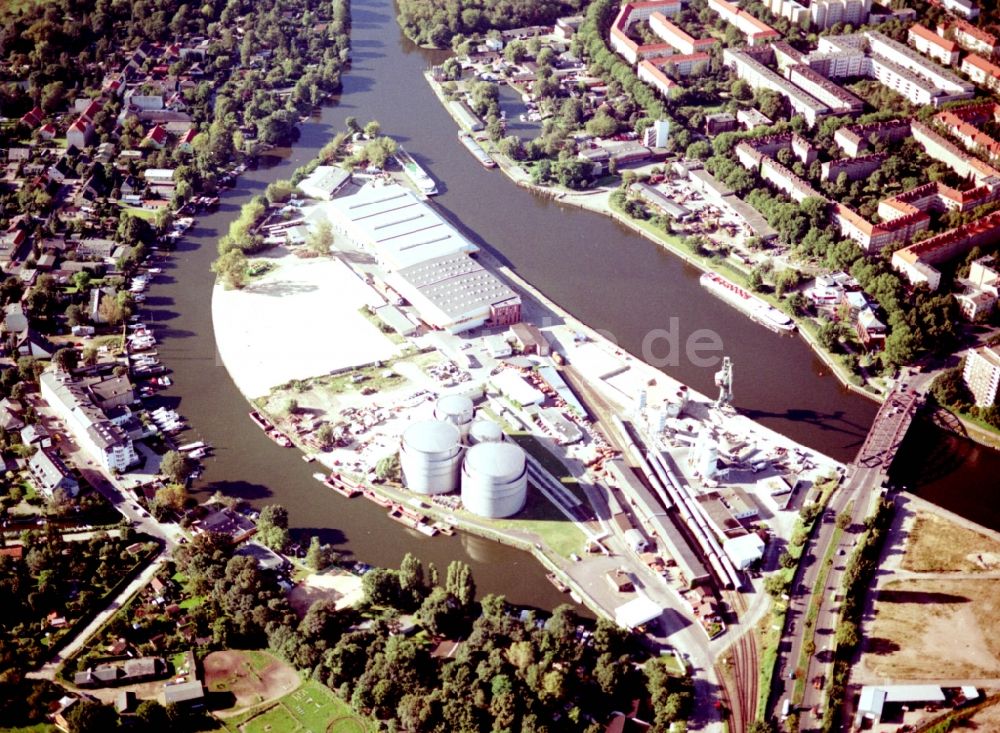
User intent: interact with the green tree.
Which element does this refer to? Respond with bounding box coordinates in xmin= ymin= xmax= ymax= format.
xmin=306 ymin=536 xmax=334 ymax=571
xmin=257 ymin=504 xmax=290 ymax=552
xmin=445 ymin=560 xmax=475 ymax=608
xmin=211 ymin=249 xmax=247 ymax=290
xmin=160 ymin=450 xmax=195 ymax=484
xmin=52 ymin=348 xmax=78 ymax=372
xmin=307 ymin=219 xmax=334 ymax=255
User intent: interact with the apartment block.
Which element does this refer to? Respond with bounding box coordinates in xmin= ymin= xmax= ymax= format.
xmin=833 ymin=119 xmax=911 ymax=156
xmin=941 ymin=19 xmax=997 ymax=56
xmin=706 ymin=0 xmax=781 ymax=46
xmin=910 ymin=120 xmax=1000 ymax=183
xmin=723 ymin=49 xmax=830 ymax=127
xmin=892 ymin=210 xmax=1000 ymax=290
xmin=821 ymin=153 xmax=886 ymax=182
xmin=609 ymin=1 xmax=683 ymax=65
xmin=908 ymin=23 xmax=959 ymax=66
xmin=765 ymin=0 xmax=871 ymax=30
xmin=648 ymin=14 xmax=717 ymax=55
xmin=786 ymin=64 xmax=865 ymax=113
xmin=961 ymin=54 xmax=1000 ymax=94
xmin=964 ymin=346 xmax=1000 ymax=407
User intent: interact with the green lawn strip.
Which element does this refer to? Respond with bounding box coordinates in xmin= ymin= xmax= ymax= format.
xmin=356 ymin=305 xmax=406 ymax=345
xmin=0 ymin=724 xmax=59 ymax=733
xmin=756 ymin=602 xmax=787 ymax=721
xmin=179 ymin=594 xmax=203 ymax=610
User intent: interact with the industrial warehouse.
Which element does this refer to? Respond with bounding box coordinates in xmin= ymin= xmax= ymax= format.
xmin=310 ymin=182 xmax=522 ymax=333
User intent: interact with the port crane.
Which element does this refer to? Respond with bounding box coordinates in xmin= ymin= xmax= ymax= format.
xmin=714 ymin=356 xmax=733 ymax=408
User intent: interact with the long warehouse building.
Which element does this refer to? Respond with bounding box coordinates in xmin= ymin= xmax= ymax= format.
xmin=320 ymin=183 xmax=479 ymax=271
xmin=606 ymin=459 xmax=710 ymax=586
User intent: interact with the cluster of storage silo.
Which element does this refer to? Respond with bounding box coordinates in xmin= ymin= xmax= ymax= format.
xmin=397 ymin=396 xmax=526 ymax=518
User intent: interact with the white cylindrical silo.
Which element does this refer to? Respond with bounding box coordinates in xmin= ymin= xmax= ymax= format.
xmin=400 ymin=420 xmax=462 ymax=495
xmin=434 ymin=394 xmax=474 ymax=438
xmin=461 ymin=442 xmax=527 ymax=518
xmin=468 ymin=419 xmax=504 ymax=445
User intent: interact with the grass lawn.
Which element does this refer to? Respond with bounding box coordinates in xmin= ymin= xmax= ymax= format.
xmin=902 ymin=512 xmax=1000 ymax=573
xmin=179 ymin=595 xmax=204 ymax=610
xmin=119 ymin=204 xmax=160 ymax=221
xmin=0 ymin=724 xmax=58 ymax=733
xmin=488 ymin=482 xmax=587 ymax=558
xmin=223 ymin=679 xmax=370 ymax=733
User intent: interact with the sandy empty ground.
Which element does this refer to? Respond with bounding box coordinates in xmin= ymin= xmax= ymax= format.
xmin=903 ymin=511 xmax=1000 ymax=573
xmin=203 ymin=650 xmax=300 ymax=712
xmin=213 ymin=250 xmax=401 ymax=397
xmin=863 ymin=578 xmax=1000 ymax=680
xmin=288 ymin=571 xmax=364 ymax=616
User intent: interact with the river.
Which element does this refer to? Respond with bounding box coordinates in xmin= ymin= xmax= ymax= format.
xmin=142 ymin=0 xmax=1000 ymax=611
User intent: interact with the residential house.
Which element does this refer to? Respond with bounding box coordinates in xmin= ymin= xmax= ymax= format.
xmin=20 ymin=107 xmax=44 ymax=128
xmin=176 ymin=128 xmax=198 ymax=154
xmin=38 ymin=123 xmax=56 ymax=141
xmin=0 ymin=398 xmax=25 ymax=431
xmin=66 ymin=117 xmax=95 ymax=150
xmin=193 ymin=505 xmax=257 ymax=543
xmin=856 ymin=308 xmax=887 ymax=351
xmin=21 ymin=423 xmax=52 ymax=448
xmin=27 ymin=447 xmax=79 ymax=498
xmin=143 ymin=124 xmax=168 ymax=149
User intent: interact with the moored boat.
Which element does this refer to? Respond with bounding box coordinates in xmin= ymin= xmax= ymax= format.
xmin=458 ymin=132 xmax=495 ymax=168
xmin=699 ymin=271 xmax=795 ymax=333
xmin=267 ymin=430 xmax=293 ymax=448
xmin=394 ymin=146 xmax=438 ymax=195
xmin=249 ymin=410 xmax=273 ymax=431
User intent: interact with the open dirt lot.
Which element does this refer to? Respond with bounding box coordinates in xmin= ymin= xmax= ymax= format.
xmin=862 ymin=578 xmax=1000 ymax=680
xmin=903 ymin=512 xmax=1000 ymax=573
xmin=213 ymin=249 xmax=402 ymax=398
xmin=204 ymin=650 xmax=300 ymax=712
xmin=287 ymin=571 xmax=363 ymax=616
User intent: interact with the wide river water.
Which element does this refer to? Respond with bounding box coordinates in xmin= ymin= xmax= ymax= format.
xmin=143 ymin=0 xmax=1000 ymax=608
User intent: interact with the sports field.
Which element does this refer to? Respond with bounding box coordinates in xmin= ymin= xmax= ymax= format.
xmin=225 ymin=679 xmax=370 ymax=733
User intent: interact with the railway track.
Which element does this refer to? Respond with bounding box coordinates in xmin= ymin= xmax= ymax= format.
xmin=726 ymin=591 xmax=760 ymax=732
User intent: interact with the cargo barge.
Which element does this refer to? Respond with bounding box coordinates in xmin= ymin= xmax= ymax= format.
xmin=699 ymin=272 xmax=795 ymax=333
xmin=458 ymin=132 xmax=495 ymax=168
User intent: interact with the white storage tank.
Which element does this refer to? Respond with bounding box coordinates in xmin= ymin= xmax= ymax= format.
xmin=461 ymin=442 xmax=528 ymax=518
xmin=434 ymin=394 xmax=474 ymax=438
xmin=400 ymin=420 xmax=463 ymax=495
xmin=468 ymin=419 xmax=504 ymax=445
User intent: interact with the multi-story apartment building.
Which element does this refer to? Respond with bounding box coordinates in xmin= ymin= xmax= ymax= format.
xmin=706 ymin=0 xmax=781 ymax=46
xmin=941 ymin=18 xmax=996 ymax=56
xmin=961 ymin=54 xmax=1000 ymax=94
xmin=723 ymin=49 xmax=831 ymax=127
xmin=908 ymin=23 xmax=959 ymax=66
xmin=963 ymin=346 xmax=1000 ymax=407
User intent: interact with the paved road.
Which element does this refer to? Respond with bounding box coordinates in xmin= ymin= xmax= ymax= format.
xmin=27 ymin=553 xmax=166 ymax=682
xmin=772 ymin=387 xmax=922 ymax=727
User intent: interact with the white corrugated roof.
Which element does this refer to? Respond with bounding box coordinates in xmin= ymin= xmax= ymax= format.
xmin=614 ymin=595 xmax=663 ymax=629
xmin=327 ymin=184 xmax=477 ymax=269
